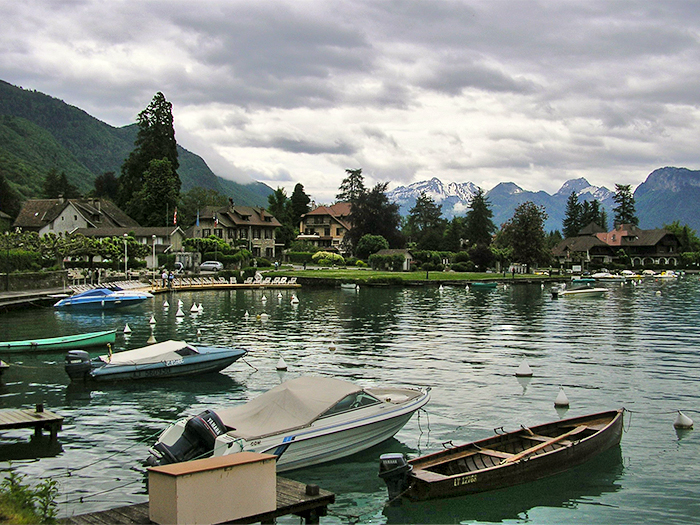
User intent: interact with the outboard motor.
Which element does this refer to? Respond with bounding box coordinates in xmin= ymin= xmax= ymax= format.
xmin=65 ymin=350 xmax=92 ymax=382
xmin=378 ymin=453 xmax=412 ymax=504
xmin=147 ymin=409 xmax=227 ymax=466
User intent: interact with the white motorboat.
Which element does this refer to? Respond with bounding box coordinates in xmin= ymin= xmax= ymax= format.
xmin=552 ymin=284 xmax=608 ymax=298
xmin=147 ymin=376 xmax=430 ymax=472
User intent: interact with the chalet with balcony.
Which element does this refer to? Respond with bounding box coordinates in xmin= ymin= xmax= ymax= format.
xmin=297 ymin=203 xmax=352 ymax=256
xmin=553 ymin=223 xmax=680 ymax=268
xmin=190 ymin=204 xmax=282 ymax=259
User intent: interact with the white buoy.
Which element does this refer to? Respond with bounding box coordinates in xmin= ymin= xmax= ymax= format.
xmin=674 ymin=411 xmax=694 ymax=429
xmin=197 ymin=328 xmax=202 ymax=337
xmin=244 ymin=310 xmax=250 ymax=319
xmin=554 ymin=386 xmax=570 ymax=407
xmin=515 ymin=361 xmax=533 ymax=377
xmin=163 ymin=300 xmax=169 ymax=308
xmin=178 ymin=299 xmax=184 ymax=307
xmin=276 ymin=357 xmax=288 ymax=371
xmin=147 ymin=331 xmax=157 ymax=344
xmin=439 ymin=285 xmax=444 ymax=292
xmin=149 ymin=315 xmax=156 ymax=325
xmin=259 ymin=313 xmax=269 ymax=321
xmin=175 ymin=307 xmax=185 ymax=317
xmin=656 ymin=290 xmax=662 ymax=296
xmin=198 ymin=303 xmax=203 ymax=313
xmin=278 ymin=292 xmax=283 ymax=299
xmin=190 ymin=303 xmax=199 ymax=313
xmin=123 ymin=323 xmax=132 ymax=334
xmin=291 ymin=294 xmax=299 ymax=304
xmin=261 ymin=295 xmax=267 ymax=302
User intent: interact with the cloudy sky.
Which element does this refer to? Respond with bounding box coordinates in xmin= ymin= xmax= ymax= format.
xmin=2 ymin=0 xmax=699 ymax=202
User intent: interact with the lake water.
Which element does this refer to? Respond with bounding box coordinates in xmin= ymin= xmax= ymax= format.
xmin=0 ymin=278 xmax=698 ymax=524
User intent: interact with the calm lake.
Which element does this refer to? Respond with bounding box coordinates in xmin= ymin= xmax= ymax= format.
xmin=0 ymin=278 xmax=698 ymax=524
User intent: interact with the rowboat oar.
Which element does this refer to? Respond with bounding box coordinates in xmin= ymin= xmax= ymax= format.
xmin=502 ymin=425 xmax=588 ymax=464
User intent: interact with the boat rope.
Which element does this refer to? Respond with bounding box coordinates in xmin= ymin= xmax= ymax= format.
xmin=241 ymin=357 xmax=258 ymax=372
xmin=61 ymin=478 xmax=142 ymax=504
xmin=47 ymin=428 xmax=165 ymax=479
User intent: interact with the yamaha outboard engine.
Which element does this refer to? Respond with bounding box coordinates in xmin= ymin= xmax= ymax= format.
xmin=147 ymin=409 xmax=227 ymax=466
xmin=65 ymin=350 xmax=92 ymax=382
xmin=378 ymin=453 xmax=412 ymax=504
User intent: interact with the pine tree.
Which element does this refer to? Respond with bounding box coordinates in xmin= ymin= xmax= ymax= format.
xmin=336 ymin=169 xmax=366 ymax=204
xmin=464 ymin=188 xmax=495 ymax=247
xmin=119 ymin=92 xmax=180 ymax=217
xmin=562 ymin=192 xmax=582 ymax=238
xmin=612 ymin=184 xmax=638 ymax=226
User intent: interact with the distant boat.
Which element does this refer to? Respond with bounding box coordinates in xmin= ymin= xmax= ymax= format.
xmin=0 ymin=330 xmax=116 ymax=353
xmin=469 ymin=282 xmax=498 ymax=289
xmin=64 ymin=340 xmax=247 ymax=382
xmin=54 ymin=287 xmax=153 ymax=309
xmin=379 ymin=409 xmax=624 ymax=503
xmin=552 ymin=284 xmax=607 ymax=298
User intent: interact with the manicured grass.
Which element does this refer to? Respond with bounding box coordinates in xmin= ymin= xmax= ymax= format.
xmin=270 ymin=267 xmax=550 ymax=282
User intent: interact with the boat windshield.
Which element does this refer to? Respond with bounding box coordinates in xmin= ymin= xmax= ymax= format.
xmin=175 ymin=345 xmax=199 ymax=356
xmin=319 ymin=391 xmax=381 ymax=418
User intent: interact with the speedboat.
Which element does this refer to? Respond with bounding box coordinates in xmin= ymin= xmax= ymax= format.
xmin=54 ymin=287 xmax=153 ymax=309
xmin=552 ymin=284 xmax=608 ymax=298
xmin=64 ymin=340 xmax=247 ymax=382
xmin=147 ymin=376 xmax=431 ymax=472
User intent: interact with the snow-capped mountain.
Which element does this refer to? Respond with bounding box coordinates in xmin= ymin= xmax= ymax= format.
xmin=387 ymin=177 xmax=615 ymax=232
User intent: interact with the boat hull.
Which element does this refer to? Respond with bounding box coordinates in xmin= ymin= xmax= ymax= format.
xmin=388 ymin=409 xmax=623 ymax=502
xmin=88 ymin=355 xmax=242 ymax=382
xmin=0 ymin=330 xmax=116 ymax=353
xmin=231 ymin=401 xmax=425 ymax=472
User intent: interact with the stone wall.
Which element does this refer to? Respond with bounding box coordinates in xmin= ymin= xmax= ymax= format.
xmin=1 ymin=271 xmax=68 ymax=292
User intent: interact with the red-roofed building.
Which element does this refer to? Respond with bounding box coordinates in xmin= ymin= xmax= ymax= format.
xmin=297 ymin=202 xmax=352 ymax=256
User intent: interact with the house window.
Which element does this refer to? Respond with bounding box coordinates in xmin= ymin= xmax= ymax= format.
xmin=227 ymin=228 xmax=234 ymax=239
xmin=314 ymin=217 xmax=324 ymax=224
xmin=214 ymin=228 xmax=223 ymax=238
xmin=336 ymin=228 xmax=344 ymax=236
xmin=240 ymin=229 xmax=247 ymax=239
xmin=264 ymin=229 xmax=271 ymax=239
xmin=202 ymin=228 xmax=211 ymax=237
xmin=265 ymin=248 xmax=274 ymax=258
xmin=74 ymin=215 xmax=78 ymax=221
xmin=324 ymin=228 xmax=330 ymax=236
xmin=253 ymin=228 xmax=261 ymax=239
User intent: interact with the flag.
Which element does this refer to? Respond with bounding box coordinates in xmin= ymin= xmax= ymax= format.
xmin=214 ymin=214 xmax=219 ymax=228
xmin=196 ymin=210 xmax=200 ymax=227
xmin=173 ymin=207 xmax=177 ymax=225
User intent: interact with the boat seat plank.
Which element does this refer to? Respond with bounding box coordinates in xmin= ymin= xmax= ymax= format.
xmin=475 ymin=447 xmax=514 ymax=459
xmin=412 ymin=469 xmax=449 ymax=482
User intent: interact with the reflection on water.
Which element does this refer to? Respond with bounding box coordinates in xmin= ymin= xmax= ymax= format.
xmin=0 ymin=280 xmax=699 ymax=523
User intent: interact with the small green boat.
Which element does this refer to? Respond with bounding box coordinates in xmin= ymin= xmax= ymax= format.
xmin=0 ymin=330 xmax=116 ymax=353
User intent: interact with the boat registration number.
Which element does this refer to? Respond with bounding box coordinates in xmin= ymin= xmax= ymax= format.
xmin=454 ymin=474 xmax=477 ymax=487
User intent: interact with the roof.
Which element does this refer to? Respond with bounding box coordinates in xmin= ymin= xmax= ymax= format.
xmin=216 ymin=376 xmax=361 ymax=440
xmin=375 ymin=248 xmax=413 ymax=257
xmin=595 ymin=225 xmax=676 ymax=247
xmin=302 ymin=202 xmax=352 ymax=229
xmin=578 ymin=222 xmax=607 ymax=235
xmin=201 ymin=205 xmax=282 ymax=228
xmin=13 ymin=198 xmax=139 ymax=230
xmin=552 ymin=236 xmax=611 ymax=256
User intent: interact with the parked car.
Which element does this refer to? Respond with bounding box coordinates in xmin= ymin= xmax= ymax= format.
xmin=200 ymin=261 xmax=223 ymax=272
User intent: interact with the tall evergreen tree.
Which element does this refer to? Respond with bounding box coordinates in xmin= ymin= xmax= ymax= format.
xmin=562 ymin=191 xmax=582 ymax=238
xmin=42 ymin=168 xmax=79 ymax=199
xmin=289 ymin=183 xmax=311 ymax=230
xmin=464 ymin=188 xmax=495 ymax=247
xmin=93 ymin=171 xmax=119 ymax=200
xmin=404 ymin=192 xmax=445 ymax=248
xmin=267 ymin=187 xmax=297 ymax=248
xmin=119 ymin=92 xmax=180 ymax=217
xmin=347 ymin=182 xmax=403 ymax=250
xmin=336 ymin=168 xmax=366 ymax=204
xmin=612 ymin=184 xmax=638 ymax=227
xmin=132 ymin=158 xmax=180 ymax=226
xmin=496 ymin=201 xmax=549 ymax=271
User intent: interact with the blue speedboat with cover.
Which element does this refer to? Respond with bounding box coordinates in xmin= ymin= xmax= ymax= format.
xmin=64 ymin=340 xmax=247 ymax=382
xmin=54 ymin=287 xmax=153 ymax=309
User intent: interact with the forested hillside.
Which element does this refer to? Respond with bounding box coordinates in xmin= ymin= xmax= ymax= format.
xmin=0 ymin=80 xmax=272 ymax=206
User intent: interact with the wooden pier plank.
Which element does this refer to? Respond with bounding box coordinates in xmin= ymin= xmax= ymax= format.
xmin=62 ymin=477 xmax=335 ymax=525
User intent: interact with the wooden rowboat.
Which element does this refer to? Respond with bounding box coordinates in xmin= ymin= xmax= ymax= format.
xmin=0 ymin=330 xmax=116 ymax=353
xmin=379 ymin=409 xmax=623 ymax=502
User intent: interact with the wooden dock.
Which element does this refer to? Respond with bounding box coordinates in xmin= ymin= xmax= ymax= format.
xmin=62 ymin=477 xmax=335 ymax=524
xmin=0 ymin=405 xmax=63 ymax=441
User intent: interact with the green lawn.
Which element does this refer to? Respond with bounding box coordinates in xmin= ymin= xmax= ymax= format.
xmin=268 ymin=267 xmax=552 ymax=283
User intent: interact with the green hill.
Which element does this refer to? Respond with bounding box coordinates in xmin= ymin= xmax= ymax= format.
xmin=0 ymin=80 xmax=272 ymax=206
